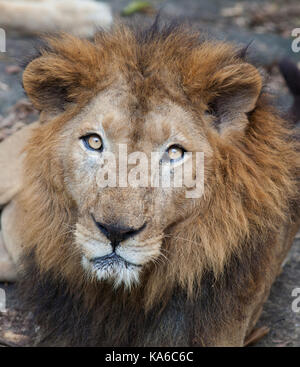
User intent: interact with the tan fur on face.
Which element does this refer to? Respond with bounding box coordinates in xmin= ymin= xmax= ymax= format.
xmin=19 ymin=24 xmax=300 ymax=310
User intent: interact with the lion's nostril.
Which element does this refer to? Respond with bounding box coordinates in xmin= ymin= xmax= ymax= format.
xmin=91 ymin=214 xmax=146 ymax=246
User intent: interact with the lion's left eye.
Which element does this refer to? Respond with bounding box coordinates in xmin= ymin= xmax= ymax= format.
xmin=81 ymin=134 xmax=103 ymax=151
xmin=166 ymin=145 xmax=185 ymax=162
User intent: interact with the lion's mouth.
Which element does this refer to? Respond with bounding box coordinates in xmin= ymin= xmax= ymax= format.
xmin=87 ymin=253 xmax=142 ymax=288
xmin=91 ymin=253 xmax=142 ymax=270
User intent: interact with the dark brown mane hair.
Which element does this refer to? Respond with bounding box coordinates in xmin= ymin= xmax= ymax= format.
xmin=18 ymin=21 xmax=300 ymax=346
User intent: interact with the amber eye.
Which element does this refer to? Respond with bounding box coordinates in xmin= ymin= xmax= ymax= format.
xmin=82 ymin=134 xmax=103 ymax=151
xmin=167 ymin=145 xmax=185 ymax=162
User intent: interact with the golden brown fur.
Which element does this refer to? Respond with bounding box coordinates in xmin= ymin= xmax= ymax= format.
xmin=7 ymin=22 xmax=300 ymax=346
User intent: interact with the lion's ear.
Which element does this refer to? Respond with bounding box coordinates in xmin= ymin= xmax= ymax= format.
xmin=206 ymin=63 xmax=262 ymax=135
xmin=23 ymin=54 xmax=83 ymax=114
xmin=22 ymin=36 xmax=101 ymax=115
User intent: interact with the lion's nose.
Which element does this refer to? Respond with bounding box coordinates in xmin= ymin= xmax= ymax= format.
xmin=91 ymin=214 xmax=146 ymax=248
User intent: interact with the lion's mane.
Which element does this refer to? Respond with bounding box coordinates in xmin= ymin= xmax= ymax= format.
xmin=18 ymin=22 xmax=300 ymax=346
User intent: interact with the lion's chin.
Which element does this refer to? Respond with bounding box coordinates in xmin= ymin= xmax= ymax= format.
xmin=81 ymin=254 xmax=142 ymax=289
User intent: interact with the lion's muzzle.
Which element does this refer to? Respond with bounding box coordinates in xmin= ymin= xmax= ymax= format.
xmin=91 ymin=213 xmax=146 ymax=250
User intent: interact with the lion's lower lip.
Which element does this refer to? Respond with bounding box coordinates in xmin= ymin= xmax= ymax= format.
xmin=91 ymin=253 xmax=141 ymax=269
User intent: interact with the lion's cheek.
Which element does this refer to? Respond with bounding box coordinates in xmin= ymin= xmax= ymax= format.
xmin=116 ymin=240 xmax=162 ymax=266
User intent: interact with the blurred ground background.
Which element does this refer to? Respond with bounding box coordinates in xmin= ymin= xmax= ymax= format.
xmin=0 ymin=0 xmax=299 ymax=347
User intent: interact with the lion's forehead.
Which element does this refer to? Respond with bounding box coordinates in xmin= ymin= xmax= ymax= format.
xmin=66 ymin=85 xmax=204 ymax=152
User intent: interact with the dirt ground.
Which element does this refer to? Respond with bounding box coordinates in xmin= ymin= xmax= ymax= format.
xmin=0 ymin=0 xmax=299 ymax=347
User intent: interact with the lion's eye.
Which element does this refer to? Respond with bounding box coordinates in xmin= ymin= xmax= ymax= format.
xmin=167 ymin=145 xmax=185 ymax=162
xmin=82 ymin=134 xmax=103 ymax=151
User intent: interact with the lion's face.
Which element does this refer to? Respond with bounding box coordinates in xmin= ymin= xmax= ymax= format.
xmin=58 ymin=84 xmax=211 ymax=288
xmin=22 ymin=28 xmax=266 ymax=292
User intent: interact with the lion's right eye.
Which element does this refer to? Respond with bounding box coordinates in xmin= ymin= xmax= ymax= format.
xmin=81 ymin=134 xmax=103 ymax=151
xmin=165 ymin=144 xmax=186 ymax=163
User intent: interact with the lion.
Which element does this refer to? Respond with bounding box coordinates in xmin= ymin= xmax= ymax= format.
xmin=0 ymin=0 xmax=112 ymax=38
xmin=1 ymin=22 xmax=300 ymax=347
